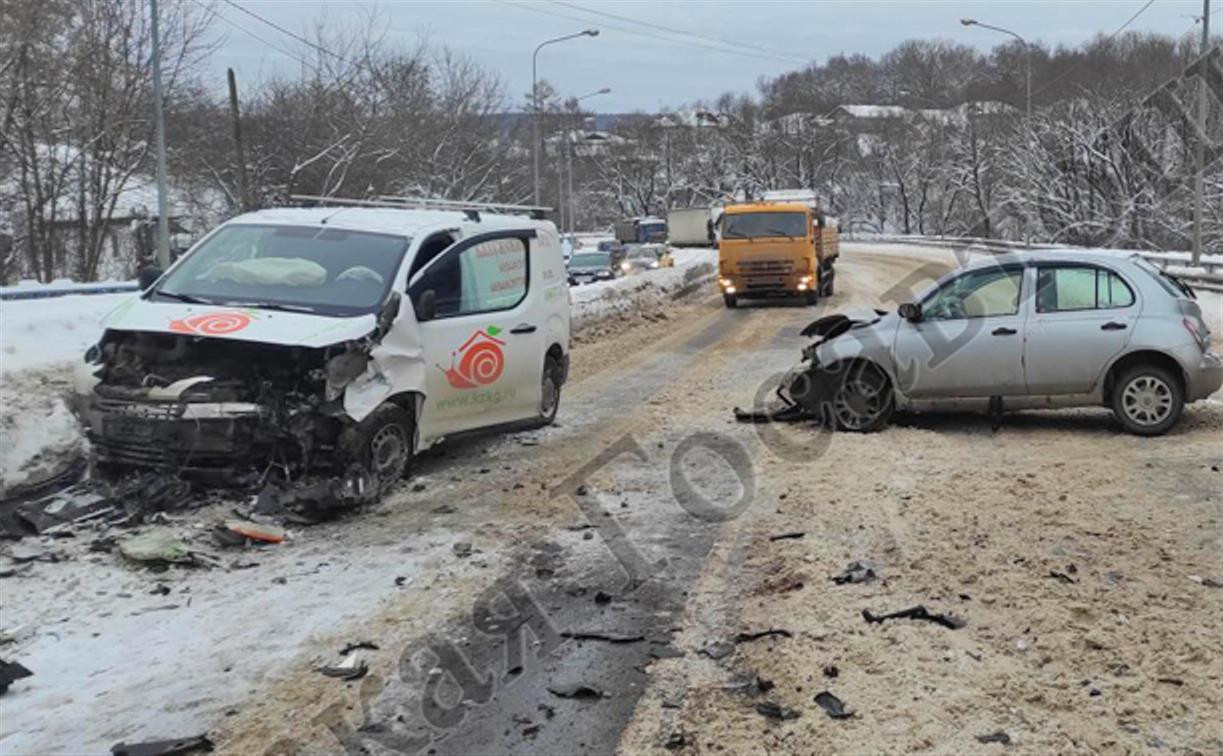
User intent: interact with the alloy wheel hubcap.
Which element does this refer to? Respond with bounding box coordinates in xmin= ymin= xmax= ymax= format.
xmin=1121 ymin=375 xmax=1173 ymax=425
xmin=833 ymin=376 xmax=886 ymax=429
xmin=541 ymin=374 xmax=558 ymax=417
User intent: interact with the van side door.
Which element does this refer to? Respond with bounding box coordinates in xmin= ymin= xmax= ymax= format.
xmin=407 ymin=230 xmax=543 ymax=439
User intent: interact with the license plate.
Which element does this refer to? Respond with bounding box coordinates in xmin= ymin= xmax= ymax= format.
xmin=104 ymin=417 xmax=156 ymax=442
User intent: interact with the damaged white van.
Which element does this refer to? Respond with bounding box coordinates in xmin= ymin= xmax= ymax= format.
xmin=73 ymin=198 xmax=570 ymax=485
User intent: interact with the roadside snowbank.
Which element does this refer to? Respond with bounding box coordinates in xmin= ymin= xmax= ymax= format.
xmin=1 ymin=292 xmax=129 ymax=374
xmin=570 ymin=245 xmax=717 ymax=330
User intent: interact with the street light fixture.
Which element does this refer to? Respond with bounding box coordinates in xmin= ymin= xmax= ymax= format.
xmin=961 ymin=18 xmax=1031 ymax=117
xmin=576 ymin=87 xmax=612 ymax=101
xmin=532 ymin=29 xmax=599 ymax=206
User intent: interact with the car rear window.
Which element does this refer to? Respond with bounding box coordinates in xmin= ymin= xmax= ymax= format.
xmin=1132 ymin=256 xmax=1196 ymax=300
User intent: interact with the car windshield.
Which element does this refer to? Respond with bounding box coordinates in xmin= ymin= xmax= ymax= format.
xmin=722 ymin=212 xmax=807 ymax=239
xmin=628 ymin=248 xmax=655 ymax=259
xmin=153 ymin=224 xmax=410 ymax=316
xmin=572 ymin=253 xmax=609 ymax=267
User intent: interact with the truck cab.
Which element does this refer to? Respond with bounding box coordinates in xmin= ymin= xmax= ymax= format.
xmin=73 ymin=199 xmax=571 ymax=487
xmin=716 ymin=201 xmax=838 ymax=308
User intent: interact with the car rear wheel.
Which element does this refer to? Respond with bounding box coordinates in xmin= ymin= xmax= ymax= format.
xmin=538 ymin=354 xmax=563 ymax=426
xmin=1111 ymin=364 xmax=1182 ymax=435
xmin=830 ymin=362 xmax=893 ymax=432
xmin=340 ymin=403 xmax=414 ymax=488
xmin=723 ymin=293 xmax=737 ymax=308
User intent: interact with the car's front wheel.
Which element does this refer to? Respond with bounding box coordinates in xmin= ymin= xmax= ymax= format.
xmin=1111 ymin=364 xmax=1183 ymax=435
xmin=339 ymin=403 xmax=415 ymax=488
xmin=829 ymin=362 xmax=894 ymax=432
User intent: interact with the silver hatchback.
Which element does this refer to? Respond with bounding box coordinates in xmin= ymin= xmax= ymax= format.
xmin=783 ymin=251 xmax=1222 ymax=435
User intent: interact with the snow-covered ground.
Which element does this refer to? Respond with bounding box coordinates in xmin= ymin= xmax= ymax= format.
xmin=569 ymin=243 xmax=717 ymax=329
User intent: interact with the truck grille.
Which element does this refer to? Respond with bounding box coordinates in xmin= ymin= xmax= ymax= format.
xmin=737 ymin=259 xmax=794 ymax=275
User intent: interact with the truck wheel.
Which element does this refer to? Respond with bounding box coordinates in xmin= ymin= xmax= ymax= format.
xmin=723 ymin=293 xmax=737 ymax=308
xmin=537 ymin=353 xmax=563 ymax=426
xmin=339 ymin=403 xmax=415 ymax=488
xmin=805 ymin=289 xmax=819 ymax=306
xmin=1111 ymin=364 xmax=1183 ymax=436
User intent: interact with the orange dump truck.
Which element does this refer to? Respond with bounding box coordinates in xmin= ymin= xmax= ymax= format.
xmin=716 ymin=201 xmax=838 ymax=308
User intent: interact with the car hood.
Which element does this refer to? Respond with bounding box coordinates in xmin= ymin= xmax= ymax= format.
xmin=100 ymin=297 xmax=379 ymax=348
xmin=806 ymin=308 xmax=898 ymax=362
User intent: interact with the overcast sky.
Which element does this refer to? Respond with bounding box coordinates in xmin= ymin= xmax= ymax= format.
xmin=208 ymin=0 xmax=1214 ymax=111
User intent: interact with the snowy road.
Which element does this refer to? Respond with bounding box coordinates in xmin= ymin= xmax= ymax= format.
xmin=1 ymin=247 xmax=1220 ymax=754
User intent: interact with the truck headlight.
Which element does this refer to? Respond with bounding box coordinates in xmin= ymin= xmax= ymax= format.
xmin=719 ymin=278 xmax=733 ymax=288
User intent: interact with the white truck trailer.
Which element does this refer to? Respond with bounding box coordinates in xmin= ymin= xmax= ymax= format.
xmin=666 ymin=206 xmax=715 ymax=247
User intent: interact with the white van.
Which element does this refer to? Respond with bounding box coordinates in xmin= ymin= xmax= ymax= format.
xmin=73 ymin=198 xmax=571 ymax=485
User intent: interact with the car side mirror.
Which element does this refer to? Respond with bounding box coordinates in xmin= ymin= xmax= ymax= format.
xmin=415 ymin=289 xmax=437 ymax=322
xmin=898 ymin=302 xmax=922 ymax=322
xmin=137 ymin=266 xmax=163 ymax=291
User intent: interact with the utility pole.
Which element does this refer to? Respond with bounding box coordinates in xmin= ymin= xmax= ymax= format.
xmin=1191 ymin=0 xmax=1210 ymax=267
xmin=150 ymin=0 xmax=171 ymax=268
xmin=227 ymin=68 xmax=250 ymax=212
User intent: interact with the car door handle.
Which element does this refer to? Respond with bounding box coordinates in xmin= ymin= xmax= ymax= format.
xmin=991 ymin=327 xmax=1017 ymax=336
xmin=1100 ymin=321 xmax=1127 ymax=331
xmin=510 ymin=323 xmax=537 ymax=334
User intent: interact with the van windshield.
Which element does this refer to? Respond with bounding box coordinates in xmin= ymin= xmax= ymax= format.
xmin=153 ymin=224 xmax=411 ymax=316
xmin=722 ymin=212 xmax=807 ymax=239
xmin=572 ymin=253 xmax=610 ymax=267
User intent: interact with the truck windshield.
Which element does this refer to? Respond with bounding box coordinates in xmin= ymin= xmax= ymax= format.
xmin=152 ymin=224 xmax=411 ymax=316
xmin=722 ymin=212 xmax=807 ymax=239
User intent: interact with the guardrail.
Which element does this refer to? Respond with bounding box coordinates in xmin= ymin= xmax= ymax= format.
xmin=850 ymin=234 xmax=1223 ymax=293
xmin=0 ymin=281 xmax=139 ymax=302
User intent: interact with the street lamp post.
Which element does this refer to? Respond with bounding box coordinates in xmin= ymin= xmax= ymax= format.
xmin=565 ymin=87 xmax=611 ymax=234
xmin=532 ymin=30 xmax=599 ymax=207
xmin=961 ymin=18 xmax=1031 ymax=117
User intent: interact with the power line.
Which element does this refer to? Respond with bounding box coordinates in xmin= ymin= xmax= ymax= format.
xmin=504 ymin=0 xmax=807 ymax=66
xmin=218 ymin=0 xmax=344 ymax=62
xmin=215 ymin=10 xmax=319 ymax=72
xmin=547 ymin=0 xmax=811 ymax=64
xmin=1030 ymin=0 xmax=1158 ymax=99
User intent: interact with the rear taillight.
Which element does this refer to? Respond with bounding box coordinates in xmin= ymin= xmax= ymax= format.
xmin=1183 ymin=317 xmax=1208 ymax=351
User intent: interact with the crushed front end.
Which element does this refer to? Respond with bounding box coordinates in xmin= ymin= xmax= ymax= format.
xmin=75 ymin=331 xmax=350 ymax=480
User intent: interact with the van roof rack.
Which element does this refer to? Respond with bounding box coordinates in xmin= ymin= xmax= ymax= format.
xmin=290 ymin=194 xmax=553 ymax=221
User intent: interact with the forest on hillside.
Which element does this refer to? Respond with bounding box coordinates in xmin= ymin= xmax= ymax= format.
xmin=1 ymin=1 xmax=1219 ymax=282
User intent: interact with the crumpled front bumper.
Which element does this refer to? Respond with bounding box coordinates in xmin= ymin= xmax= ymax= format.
xmin=79 ymin=394 xmax=266 ymax=470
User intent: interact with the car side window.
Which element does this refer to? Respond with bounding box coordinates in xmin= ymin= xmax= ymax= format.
xmin=410 ymin=236 xmax=529 ymax=318
xmin=1036 ymin=265 xmax=1134 ymax=313
xmin=923 ymin=267 xmax=1022 ymax=320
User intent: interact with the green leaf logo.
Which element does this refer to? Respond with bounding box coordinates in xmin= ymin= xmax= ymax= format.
xmin=486 ymin=325 xmax=502 ymax=336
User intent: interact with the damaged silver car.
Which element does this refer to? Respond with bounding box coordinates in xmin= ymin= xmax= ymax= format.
xmin=751 ymin=251 xmax=1221 ymax=435
xmin=73 ymin=199 xmax=571 ymax=485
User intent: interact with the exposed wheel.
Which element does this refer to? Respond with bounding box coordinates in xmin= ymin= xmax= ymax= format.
xmin=339 ymin=403 xmax=414 ymax=488
xmin=723 ymin=293 xmax=738 ymax=308
xmin=538 ymin=353 xmax=563 ymax=426
xmin=829 ymin=362 xmax=893 ymax=432
xmin=1111 ymin=364 xmax=1182 ymax=435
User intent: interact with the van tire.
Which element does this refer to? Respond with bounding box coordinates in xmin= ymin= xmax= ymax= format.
xmin=1111 ymin=364 xmax=1183 ymax=436
xmin=339 ymin=403 xmax=414 ymax=487
xmin=723 ymin=293 xmax=737 ymax=308
xmin=538 ymin=353 xmax=563 ymax=426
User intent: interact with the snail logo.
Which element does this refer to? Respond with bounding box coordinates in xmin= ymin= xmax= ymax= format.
xmin=440 ymin=326 xmax=506 ymax=389
xmin=168 ymin=310 xmax=253 ymax=335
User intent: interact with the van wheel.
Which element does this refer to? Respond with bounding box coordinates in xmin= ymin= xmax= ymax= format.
xmin=723 ymin=294 xmax=737 ymax=308
xmin=1111 ymin=364 xmax=1182 ymax=435
xmin=538 ymin=354 xmax=563 ymax=426
xmin=829 ymin=362 xmax=893 ymax=432
xmin=339 ymin=403 xmax=414 ymax=488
